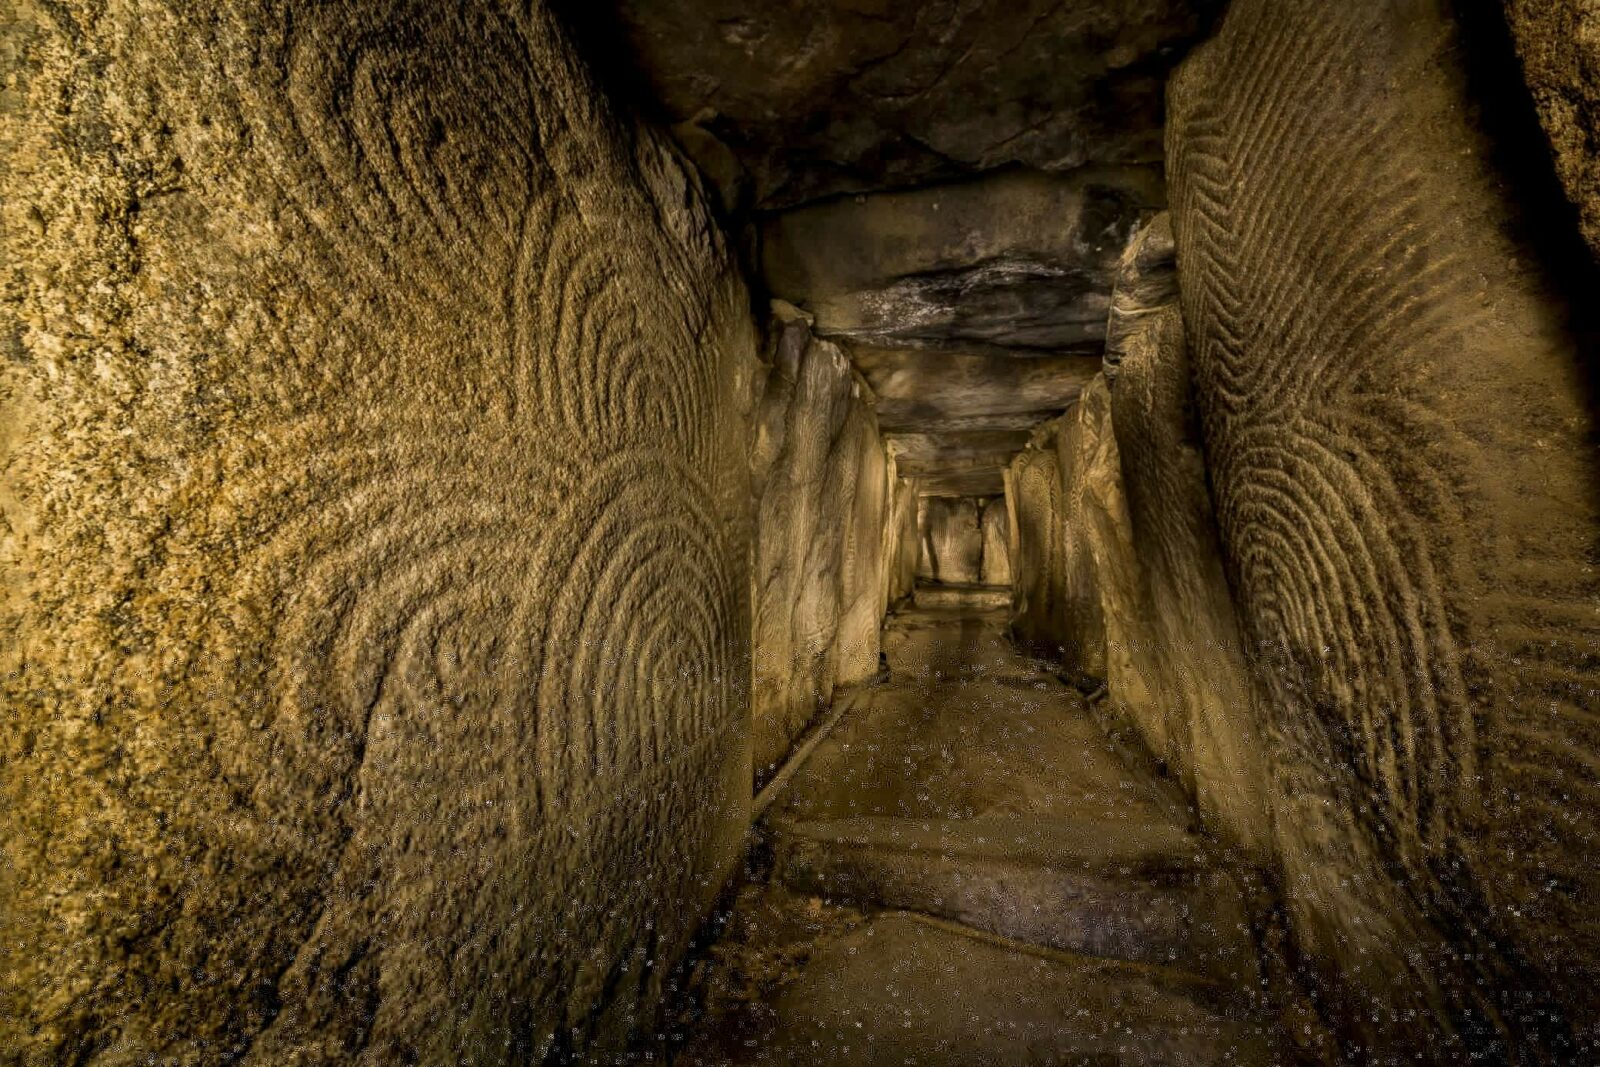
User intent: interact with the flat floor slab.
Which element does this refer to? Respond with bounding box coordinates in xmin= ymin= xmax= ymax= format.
xmin=678 ymin=910 xmax=1280 ymax=1066
xmin=769 ymin=816 xmax=1260 ymax=981
xmin=676 ymin=605 xmax=1298 ymax=1065
xmin=770 ymin=607 xmax=1185 ymax=827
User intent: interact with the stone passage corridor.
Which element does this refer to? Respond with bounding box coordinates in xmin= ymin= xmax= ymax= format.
xmin=8 ymin=1 xmax=1600 ymax=1063
xmin=675 ymin=588 xmax=1303 ymax=1065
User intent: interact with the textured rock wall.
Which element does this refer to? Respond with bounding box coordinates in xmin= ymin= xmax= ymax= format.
xmin=750 ymin=306 xmax=914 ymax=779
xmin=1007 ymin=417 xmax=1107 ymax=682
xmin=0 ymin=2 xmax=758 ymax=1062
xmin=1068 ymin=378 xmax=1165 ymax=763
xmin=1106 ymin=217 xmax=1272 ymax=856
xmin=1503 ymin=0 xmax=1600 ymax=260
xmin=979 ymin=499 xmax=1012 ymax=587
xmin=915 ymin=497 xmax=983 ymax=585
xmin=1169 ymin=0 xmax=1600 ymax=1055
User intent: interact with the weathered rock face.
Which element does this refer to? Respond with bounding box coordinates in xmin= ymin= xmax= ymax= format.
xmin=1169 ymin=0 xmax=1600 ymax=1055
xmin=0 ymin=2 xmax=757 ymax=1062
xmin=979 ymin=499 xmax=1012 ymax=587
xmin=915 ymin=497 xmax=984 ymax=585
xmin=750 ymin=307 xmax=916 ymax=779
xmin=1066 ymin=377 xmax=1165 ymax=759
xmin=1007 ymin=416 xmax=1108 ymax=682
xmin=1102 ymin=214 xmax=1180 ymax=386
xmin=558 ymin=0 xmax=1221 ymax=209
xmin=1503 ymin=0 xmax=1600 ymax=260
xmin=1106 ymin=217 xmax=1271 ymax=857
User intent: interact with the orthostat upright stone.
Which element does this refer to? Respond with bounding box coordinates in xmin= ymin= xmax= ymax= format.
xmin=1169 ymin=0 xmax=1600 ymax=1054
xmin=1 ymin=2 xmax=757 ymax=1061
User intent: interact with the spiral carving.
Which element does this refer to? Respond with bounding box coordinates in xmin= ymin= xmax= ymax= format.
xmin=2 ymin=1 xmax=750 ymax=1061
xmin=533 ymin=451 xmax=742 ymax=800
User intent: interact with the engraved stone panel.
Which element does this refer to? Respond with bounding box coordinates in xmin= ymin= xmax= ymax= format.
xmin=1169 ymin=0 xmax=1600 ymax=1052
xmin=0 ymin=2 xmax=757 ymax=1060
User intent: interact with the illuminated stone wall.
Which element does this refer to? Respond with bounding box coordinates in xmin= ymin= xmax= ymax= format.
xmin=749 ymin=306 xmax=915 ymax=779
xmin=1106 ymin=217 xmax=1272 ymax=857
xmin=0 ymin=1 xmax=757 ymax=1060
xmin=1169 ymin=0 xmax=1600 ymax=1054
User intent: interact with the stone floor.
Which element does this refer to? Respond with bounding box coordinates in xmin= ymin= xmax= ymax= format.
xmin=670 ymin=587 xmax=1322 ymax=1065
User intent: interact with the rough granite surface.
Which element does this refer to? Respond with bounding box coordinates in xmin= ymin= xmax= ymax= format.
xmin=1106 ymin=227 xmax=1271 ymax=857
xmin=749 ymin=306 xmax=915 ymax=780
xmin=1503 ymin=0 xmax=1600 ymax=259
xmin=1 ymin=2 xmax=758 ymax=1062
xmin=1170 ymin=0 xmax=1600 ymax=1056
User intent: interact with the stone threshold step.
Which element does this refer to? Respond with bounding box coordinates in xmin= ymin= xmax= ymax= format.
xmin=685 ymin=910 xmax=1284 ymax=1067
xmin=765 ymin=815 xmax=1262 ymax=988
xmin=765 ymin=813 xmax=1212 ymax=876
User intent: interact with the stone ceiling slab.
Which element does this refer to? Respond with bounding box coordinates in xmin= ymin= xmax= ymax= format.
xmin=887 ymin=429 xmax=1030 ymax=481
xmin=850 ymin=345 xmax=1101 ymax=434
xmin=560 ymin=0 xmax=1221 ymax=208
xmin=888 ymin=427 xmax=1035 ymax=501
xmin=917 ymin=469 xmax=1009 ymax=497
xmin=762 ymin=168 xmax=1164 ymax=352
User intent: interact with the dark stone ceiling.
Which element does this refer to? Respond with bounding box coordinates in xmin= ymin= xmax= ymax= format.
xmin=561 ymin=0 xmax=1216 ymax=495
xmin=561 ymin=0 xmax=1222 ymax=210
xmin=760 ymin=167 xmax=1164 ymax=356
xmin=763 ymin=168 xmax=1161 ymax=496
